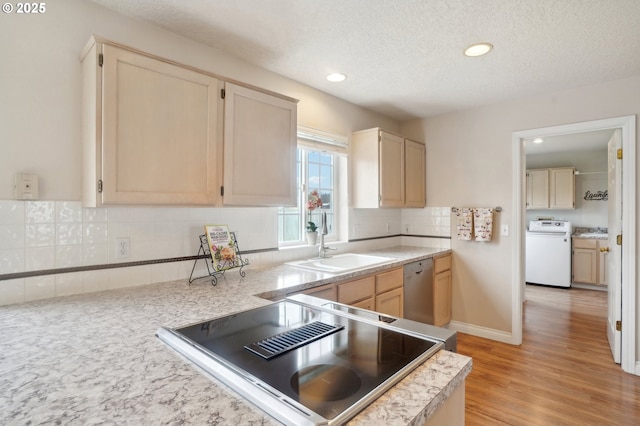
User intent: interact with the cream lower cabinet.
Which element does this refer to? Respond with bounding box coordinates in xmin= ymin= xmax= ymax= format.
xmin=572 ymin=238 xmax=607 ymax=286
xmin=334 ymin=267 xmax=404 ymax=317
xmin=82 ymin=37 xmax=297 ymax=207
xmin=433 ymin=254 xmax=452 ymax=326
xmin=301 ymin=283 xmax=337 ymax=301
xmin=374 ymin=267 xmax=404 ymax=317
xmin=352 ymin=128 xmax=426 ymax=208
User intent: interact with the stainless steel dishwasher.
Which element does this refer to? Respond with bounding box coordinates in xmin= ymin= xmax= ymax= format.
xmin=403 ymin=258 xmax=434 ymax=324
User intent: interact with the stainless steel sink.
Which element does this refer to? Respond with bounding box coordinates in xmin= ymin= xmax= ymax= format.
xmin=286 ymin=253 xmax=396 ymax=274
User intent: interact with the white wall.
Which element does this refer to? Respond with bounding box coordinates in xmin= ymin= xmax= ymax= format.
xmin=401 ymin=75 xmax=640 ymax=345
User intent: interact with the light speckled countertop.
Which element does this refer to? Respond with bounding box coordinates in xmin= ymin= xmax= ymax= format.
xmin=0 ymin=246 xmax=471 ymax=425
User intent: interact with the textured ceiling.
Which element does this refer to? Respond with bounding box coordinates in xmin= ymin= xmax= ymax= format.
xmin=87 ymin=0 xmax=640 ymax=123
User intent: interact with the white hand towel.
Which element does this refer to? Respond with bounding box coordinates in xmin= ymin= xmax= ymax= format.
xmin=455 ymin=208 xmax=473 ymax=240
xmin=474 ymin=208 xmax=494 ymax=242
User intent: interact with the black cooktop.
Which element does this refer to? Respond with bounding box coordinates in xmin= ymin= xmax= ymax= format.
xmin=166 ymin=300 xmax=440 ymax=423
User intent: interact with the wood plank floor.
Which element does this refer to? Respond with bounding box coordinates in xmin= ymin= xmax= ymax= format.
xmin=457 ymin=284 xmax=640 ymax=425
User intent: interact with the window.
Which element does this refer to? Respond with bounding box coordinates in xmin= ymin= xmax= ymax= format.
xmin=278 ymin=128 xmax=347 ymax=246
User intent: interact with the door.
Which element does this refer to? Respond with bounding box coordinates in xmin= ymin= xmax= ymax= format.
xmin=606 ymin=129 xmax=622 ymax=363
xmin=404 ymin=139 xmax=426 ymax=207
xmin=223 ymin=83 xmax=297 ymax=206
xmin=378 ymin=131 xmax=405 ymax=207
xmin=101 ymin=44 xmax=221 ymax=205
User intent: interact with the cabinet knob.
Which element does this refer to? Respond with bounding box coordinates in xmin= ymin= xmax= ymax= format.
xmin=600 ymin=246 xmax=609 ymax=253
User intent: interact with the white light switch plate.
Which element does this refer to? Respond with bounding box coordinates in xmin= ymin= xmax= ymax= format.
xmin=501 ymin=224 xmax=509 ymax=236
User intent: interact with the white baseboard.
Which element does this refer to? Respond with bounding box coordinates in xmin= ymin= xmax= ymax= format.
xmin=448 ymin=320 xmax=516 ymax=345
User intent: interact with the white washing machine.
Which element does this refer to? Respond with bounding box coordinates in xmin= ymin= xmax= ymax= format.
xmin=525 ymin=220 xmax=572 ymax=287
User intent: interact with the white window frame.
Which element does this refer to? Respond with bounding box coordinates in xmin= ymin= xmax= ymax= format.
xmin=278 ymin=127 xmax=347 ymax=247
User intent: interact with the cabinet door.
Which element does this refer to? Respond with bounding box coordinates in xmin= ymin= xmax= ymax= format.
xmin=375 ymin=287 xmax=404 ymax=318
xmin=550 ymin=167 xmax=575 ymax=209
xmin=404 ymin=139 xmax=426 ymax=207
xmin=379 ymin=131 xmax=405 ymax=207
xmin=352 ymin=297 xmax=375 ymax=311
xmin=338 ymin=276 xmax=375 ymax=305
xmin=572 ymin=248 xmax=597 ymax=284
xmin=223 ymin=83 xmax=297 ymax=206
xmin=598 ymin=243 xmax=608 ymax=286
xmin=375 ymin=267 xmax=403 ymax=293
xmin=100 ymin=44 xmax=221 ymax=205
xmin=526 ymin=169 xmax=549 ymax=209
xmin=302 ymin=284 xmax=337 ymax=301
xmin=433 ymin=270 xmax=452 ymax=326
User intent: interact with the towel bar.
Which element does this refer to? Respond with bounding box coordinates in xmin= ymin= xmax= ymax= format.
xmin=451 ymin=206 xmax=502 ymax=213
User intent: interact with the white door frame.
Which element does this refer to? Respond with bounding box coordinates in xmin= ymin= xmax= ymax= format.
xmin=511 ymin=115 xmax=637 ymax=375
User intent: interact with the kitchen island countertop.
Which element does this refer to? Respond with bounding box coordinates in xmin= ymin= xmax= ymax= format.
xmin=0 ymin=245 xmax=471 ymax=425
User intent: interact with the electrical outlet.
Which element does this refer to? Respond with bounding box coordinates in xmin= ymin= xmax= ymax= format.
xmin=116 ymin=237 xmax=130 ymax=259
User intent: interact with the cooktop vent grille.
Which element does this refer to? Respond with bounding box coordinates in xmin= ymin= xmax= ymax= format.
xmin=245 ymin=321 xmax=344 ymax=360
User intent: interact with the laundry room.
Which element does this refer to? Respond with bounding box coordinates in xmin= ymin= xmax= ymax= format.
xmin=525 ymin=130 xmax=613 ymax=290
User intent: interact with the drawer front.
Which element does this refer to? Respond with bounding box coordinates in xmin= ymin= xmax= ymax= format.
xmin=573 ymin=238 xmax=597 ymax=249
xmin=302 ymin=284 xmax=336 ymax=301
xmin=338 ymin=276 xmax=375 ymax=304
xmin=375 ymin=267 xmax=403 ymax=293
xmin=434 ymin=254 xmax=452 ymax=274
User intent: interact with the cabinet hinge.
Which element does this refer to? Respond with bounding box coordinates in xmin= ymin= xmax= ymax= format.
xmin=617 ymin=148 xmax=623 ymax=160
xmin=220 ymin=186 xmax=224 ymax=196
xmin=616 ymin=320 xmax=622 ymax=331
xmin=221 ymin=88 xmax=225 ymax=99
xmin=98 ymin=53 xmax=103 ymax=67
xmin=617 ymin=234 xmax=622 ymax=245
xmin=97 ymin=179 xmax=103 ymax=193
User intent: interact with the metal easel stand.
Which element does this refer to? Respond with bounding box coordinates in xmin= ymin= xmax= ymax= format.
xmin=188 ymin=232 xmax=249 ymax=286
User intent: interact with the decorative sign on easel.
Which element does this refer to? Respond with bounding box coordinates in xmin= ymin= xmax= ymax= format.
xmin=583 ymin=190 xmax=608 ymax=201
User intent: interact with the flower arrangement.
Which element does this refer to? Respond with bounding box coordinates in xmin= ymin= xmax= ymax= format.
xmin=306 ymin=189 xmax=323 ymax=232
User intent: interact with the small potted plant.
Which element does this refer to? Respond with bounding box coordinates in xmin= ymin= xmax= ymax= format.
xmin=306 ymin=190 xmax=322 ymax=245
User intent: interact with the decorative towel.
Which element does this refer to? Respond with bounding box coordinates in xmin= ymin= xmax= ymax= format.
xmin=455 ymin=208 xmax=473 ymax=240
xmin=474 ymin=208 xmax=494 ymax=241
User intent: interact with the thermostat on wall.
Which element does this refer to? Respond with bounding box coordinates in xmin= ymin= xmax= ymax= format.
xmin=14 ymin=173 xmax=39 ymax=200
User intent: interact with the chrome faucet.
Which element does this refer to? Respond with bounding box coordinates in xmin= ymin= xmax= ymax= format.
xmin=318 ymin=211 xmax=336 ymax=258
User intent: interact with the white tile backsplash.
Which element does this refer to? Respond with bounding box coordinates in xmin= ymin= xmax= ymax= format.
xmin=26 ymin=201 xmax=55 ymax=223
xmin=0 ymin=201 xmax=24 ymax=224
xmin=25 ymin=247 xmax=55 ymax=271
xmin=0 ymin=200 xmax=452 ymax=306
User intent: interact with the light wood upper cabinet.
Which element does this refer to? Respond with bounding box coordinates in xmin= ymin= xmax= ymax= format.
xmin=83 ymin=40 xmax=222 ymax=206
xmin=81 ymin=37 xmax=297 ymax=207
xmin=352 ymin=128 xmax=425 ymax=208
xmin=222 ymin=83 xmax=297 ymax=206
xmin=526 ymin=167 xmax=575 ymax=210
xmin=526 ymin=169 xmax=549 ymax=210
xmin=549 ymin=167 xmax=575 ymax=209
xmin=405 ymin=139 xmax=426 ymax=207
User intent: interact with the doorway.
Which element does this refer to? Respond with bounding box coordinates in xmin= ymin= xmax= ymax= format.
xmin=511 ymin=116 xmax=637 ymax=375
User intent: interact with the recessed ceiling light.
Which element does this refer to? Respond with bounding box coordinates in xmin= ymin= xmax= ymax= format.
xmin=532 ymin=138 xmax=544 ymax=144
xmin=326 ymin=73 xmax=346 ymax=82
xmin=464 ymin=43 xmax=493 ymax=57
